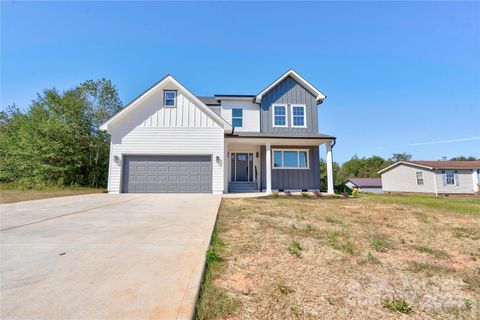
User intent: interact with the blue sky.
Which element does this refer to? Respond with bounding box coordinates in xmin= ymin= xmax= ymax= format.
xmin=1 ymin=1 xmax=479 ymax=163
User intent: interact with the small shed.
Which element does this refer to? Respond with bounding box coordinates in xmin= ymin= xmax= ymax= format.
xmin=345 ymin=178 xmax=383 ymax=194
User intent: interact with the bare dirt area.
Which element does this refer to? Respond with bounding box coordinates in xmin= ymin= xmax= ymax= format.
xmin=198 ymin=194 xmax=480 ymax=320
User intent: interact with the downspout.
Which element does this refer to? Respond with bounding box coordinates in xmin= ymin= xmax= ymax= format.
xmin=433 ymin=169 xmax=438 ymax=197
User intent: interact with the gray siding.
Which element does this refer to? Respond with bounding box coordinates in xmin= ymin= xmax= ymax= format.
xmin=260 ymin=76 xmax=318 ymax=133
xmin=260 ymin=146 xmax=320 ymax=191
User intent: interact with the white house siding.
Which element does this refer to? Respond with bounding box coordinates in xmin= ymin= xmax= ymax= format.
xmin=382 ymin=164 xmax=475 ymax=194
xmin=220 ymin=99 xmax=260 ymax=132
xmin=107 ymin=83 xmax=225 ymax=194
xmin=435 ymin=169 xmax=474 ymax=194
xmin=381 ymin=164 xmax=436 ymax=193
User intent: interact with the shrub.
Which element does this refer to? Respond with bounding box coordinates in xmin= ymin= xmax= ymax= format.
xmin=272 ymin=191 xmax=279 ymax=198
xmin=351 ymin=188 xmax=359 ymax=197
xmin=301 ymin=192 xmax=310 ymax=198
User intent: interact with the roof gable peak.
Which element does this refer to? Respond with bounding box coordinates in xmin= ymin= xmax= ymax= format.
xmin=255 ymin=69 xmax=326 ymax=104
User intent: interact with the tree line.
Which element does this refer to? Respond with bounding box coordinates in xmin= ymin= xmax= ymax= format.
xmin=0 ymin=79 xmax=122 ymax=189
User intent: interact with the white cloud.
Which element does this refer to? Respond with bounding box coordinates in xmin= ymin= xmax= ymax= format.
xmin=408 ymin=136 xmax=480 ymax=146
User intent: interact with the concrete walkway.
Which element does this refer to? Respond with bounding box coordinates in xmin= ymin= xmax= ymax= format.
xmin=1 ymin=193 xmax=221 ymax=320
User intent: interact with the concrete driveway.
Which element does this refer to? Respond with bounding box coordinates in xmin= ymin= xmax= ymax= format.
xmin=0 ymin=193 xmax=221 ymax=320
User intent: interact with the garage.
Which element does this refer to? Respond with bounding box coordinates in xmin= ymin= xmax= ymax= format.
xmin=122 ymin=155 xmax=212 ymax=193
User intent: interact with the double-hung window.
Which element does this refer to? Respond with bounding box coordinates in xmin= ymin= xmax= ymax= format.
xmin=272 ymin=149 xmax=309 ymax=169
xmin=416 ymin=172 xmax=424 ymax=185
xmin=232 ymin=108 xmax=243 ymax=127
xmin=445 ymin=170 xmax=455 ymax=185
xmin=163 ymin=90 xmax=176 ymax=107
xmin=273 ymin=105 xmax=287 ymax=127
xmin=291 ymin=105 xmax=306 ymax=128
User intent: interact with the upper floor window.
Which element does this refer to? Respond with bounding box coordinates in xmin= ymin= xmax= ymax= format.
xmin=232 ymin=108 xmax=243 ymax=127
xmin=272 ymin=149 xmax=309 ymax=169
xmin=164 ymin=90 xmax=177 ymax=107
xmin=291 ymin=105 xmax=306 ymax=128
xmin=416 ymin=172 xmax=423 ymax=185
xmin=273 ymin=105 xmax=287 ymax=127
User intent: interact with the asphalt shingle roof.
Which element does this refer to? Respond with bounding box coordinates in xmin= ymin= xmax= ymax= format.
xmin=345 ymin=178 xmax=382 ymax=187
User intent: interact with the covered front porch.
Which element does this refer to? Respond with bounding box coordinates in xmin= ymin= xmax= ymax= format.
xmin=224 ymin=134 xmax=335 ymax=194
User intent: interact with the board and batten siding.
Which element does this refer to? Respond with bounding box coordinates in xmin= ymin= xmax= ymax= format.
xmin=220 ymin=99 xmax=260 ymax=132
xmin=381 ymin=164 xmax=475 ymax=194
xmin=108 ymin=87 xmax=224 ymax=194
xmin=260 ymin=145 xmax=320 ymax=191
xmin=260 ymin=76 xmax=318 ymax=133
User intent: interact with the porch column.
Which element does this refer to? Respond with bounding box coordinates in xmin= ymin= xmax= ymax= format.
xmin=326 ymin=141 xmax=334 ymax=194
xmin=224 ymin=142 xmax=229 ymax=194
xmin=265 ymin=142 xmax=272 ymax=194
xmin=473 ymin=169 xmax=479 ymax=193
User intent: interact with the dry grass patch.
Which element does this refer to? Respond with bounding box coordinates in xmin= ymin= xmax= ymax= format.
xmin=0 ymin=185 xmax=105 ymax=203
xmin=198 ymin=195 xmax=480 ymax=319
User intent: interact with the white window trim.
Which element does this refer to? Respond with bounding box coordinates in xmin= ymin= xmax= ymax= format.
xmin=272 ymin=104 xmax=288 ymax=128
xmin=163 ymin=90 xmax=177 ymax=108
xmin=231 ymin=108 xmax=243 ymax=127
xmin=272 ymin=149 xmax=310 ymax=170
xmin=445 ymin=170 xmax=455 ymax=185
xmin=290 ymin=104 xmax=307 ymax=128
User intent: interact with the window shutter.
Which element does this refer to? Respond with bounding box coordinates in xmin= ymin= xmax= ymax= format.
xmin=454 ymin=170 xmax=460 ymax=186
xmin=442 ymin=170 xmax=447 ymax=186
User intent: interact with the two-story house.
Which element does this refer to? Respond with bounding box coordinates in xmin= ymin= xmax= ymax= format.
xmin=100 ymin=70 xmax=336 ymax=194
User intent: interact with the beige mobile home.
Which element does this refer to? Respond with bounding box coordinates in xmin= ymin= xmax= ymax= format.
xmin=379 ymin=161 xmax=480 ymax=195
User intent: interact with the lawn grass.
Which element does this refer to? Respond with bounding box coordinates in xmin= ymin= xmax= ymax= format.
xmin=363 ymin=193 xmax=480 ymax=216
xmin=0 ymin=184 xmax=106 ymax=203
xmin=197 ymin=193 xmax=480 ymax=319
xmin=196 ymin=223 xmax=239 ymax=320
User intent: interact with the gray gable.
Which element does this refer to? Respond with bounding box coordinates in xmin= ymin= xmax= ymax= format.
xmin=260 ymin=76 xmax=318 ymax=133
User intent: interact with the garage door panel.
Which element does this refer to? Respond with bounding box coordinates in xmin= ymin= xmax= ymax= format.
xmin=123 ymin=155 xmax=212 ymax=193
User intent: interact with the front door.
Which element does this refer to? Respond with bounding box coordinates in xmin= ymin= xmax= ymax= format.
xmin=235 ymin=153 xmax=249 ymax=181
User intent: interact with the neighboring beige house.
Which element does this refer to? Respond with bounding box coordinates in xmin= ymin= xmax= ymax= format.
xmin=379 ymin=161 xmax=480 ymax=195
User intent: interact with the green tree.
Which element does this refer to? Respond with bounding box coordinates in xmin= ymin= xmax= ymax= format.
xmin=449 ymin=156 xmax=478 ymax=161
xmin=319 ymin=158 xmax=342 ymax=191
xmin=340 ymin=155 xmax=390 ymax=179
xmin=0 ymin=79 xmax=122 ymax=188
xmin=389 ymin=152 xmax=412 ymax=163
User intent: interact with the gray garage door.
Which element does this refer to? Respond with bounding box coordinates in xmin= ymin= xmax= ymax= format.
xmin=123 ymin=155 xmax=212 ymax=193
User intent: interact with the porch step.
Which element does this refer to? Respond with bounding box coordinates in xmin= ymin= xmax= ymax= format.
xmin=228 ymin=182 xmax=258 ymax=193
